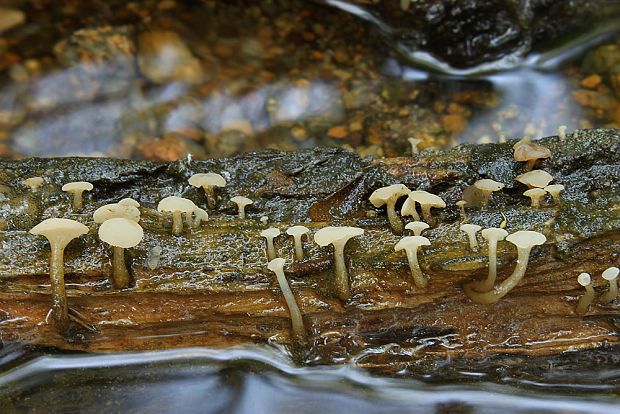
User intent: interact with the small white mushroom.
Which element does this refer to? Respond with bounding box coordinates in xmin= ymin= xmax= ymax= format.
xmin=523 ymin=188 xmax=547 ymax=208
xmin=473 ymin=179 xmax=504 ymax=209
xmin=157 ymin=196 xmax=196 ymax=235
xmin=401 ymin=196 xmax=421 ymax=222
xmin=314 ymin=226 xmax=364 ymax=300
xmin=544 ymin=184 xmax=564 ymax=205
xmin=394 ymin=236 xmax=431 ymax=288
xmin=464 ymin=230 xmax=546 ymax=304
xmin=230 ymin=196 xmax=253 ymax=219
xmin=118 ymin=198 xmax=140 ymax=208
xmin=600 ymin=267 xmax=620 ymax=304
xmin=286 ymin=225 xmax=310 ymax=261
xmin=576 ymin=272 xmax=594 ymax=315
xmin=98 ymin=218 xmax=144 ymax=289
xmin=93 ymin=203 xmax=140 ymax=224
xmin=188 ymin=173 xmax=226 ymax=209
xmin=467 ymin=228 xmax=508 ymax=292
xmin=369 ymin=184 xmax=410 ymax=233
xmin=409 ymin=191 xmax=445 ymax=225
xmin=62 ymin=181 xmax=93 ymax=211
xmin=516 ymin=170 xmax=553 ymax=189
xmin=514 ymin=142 xmax=551 ymax=171
xmin=558 ymin=125 xmax=567 ymax=141
xmin=405 ymin=221 xmax=429 ymax=236
xmin=267 ymin=258 xmax=305 ymax=343
xmin=30 ymin=218 xmax=89 ymax=330
xmin=22 ymin=177 xmax=44 ymax=191
xmin=460 ymin=223 xmax=482 ymax=251
xmin=260 ymin=227 xmax=281 ymax=261
xmin=456 ymin=200 xmax=467 ymax=221
xmin=192 ymin=207 xmax=209 ymax=227
xmin=408 ymin=137 xmax=422 ymax=155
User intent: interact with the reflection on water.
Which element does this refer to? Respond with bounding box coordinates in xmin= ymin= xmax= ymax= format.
xmin=1 ymin=346 xmax=619 ymax=414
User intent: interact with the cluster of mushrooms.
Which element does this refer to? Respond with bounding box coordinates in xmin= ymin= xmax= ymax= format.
xmin=20 ymin=133 xmax=618 ymax=339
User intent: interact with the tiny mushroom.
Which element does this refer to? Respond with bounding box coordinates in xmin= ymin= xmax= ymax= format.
xmin=557 ymin=125 xmax=567 ymax=141
xmin=409 ymin=191 xmax=445 ymax=225
xmin=600 ymin=266 xmax=620 ymax=304
xmin=544 ymin=184 xmax=564 ymax=204
xmin=286 ymin=225 xmax=310 ymax=261
xmin=192 ymin=207 xmax=209 ymax=227
xmin=523 ymin=188 xmax=547 ymax=208
xmin=456 ymin=200 xmax=467 ymax=221
xmin=514 ymin=142 xmax=551 ymax=171
xmin=157 ymin=196 xmax=196 ymax=235
xmin=467 ymin=227 xmax=508 ymax=292
xmin=473 ymin=179 xmax=504 ymax=209
xmin=230 ymin=196 xmax=253 ymax=219
xmin=369 ymin=184 xmax=410 ymax=233
xmin=394 ymin=236 xmax=431 ymax=288
xmin=576 ymin=272 xmax=595 ymax=315
xmin=408 ymin=137 xmax=422 ymax=155
xmin=188 ymin=173 xmax=226 ymax=209
xmin=460 ymin=223 xmax=482 ymax=251
xmin=267 ymin=258 xmax=305 ymax=342
xmin=22 ymin=177 xmax=44 ymax=191
xmin=260 ymin=227 xmax=281 ymax=261
xmin=401 ymin=196 xmax=421 ymax=222
xmin=62 ymin=181 xmax=93 ymax=211
xmin=30 ymin=218 xmax=89 ymax=330
xmin=314 ymin=226 xmax=364 ymax=300
xmin=98 ymin=218 xmax=144 ymax=289
xmin=93 ymin=203 xmax=140 ymax=224
xmin=516 ymin=170 xmax=553 ymax=189
xmin=118 ymin=198 xmax=140 ymax=208
xmin=405 ymin=221 xmax=429 ymax=236
xmin=464 ymin=230 xmax=546 ymax=304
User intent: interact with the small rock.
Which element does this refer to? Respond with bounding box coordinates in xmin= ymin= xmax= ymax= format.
xmin=581 ymin=74 xmax=602 ymax=88
xmin=0 ymin=8 xmax=24 ymax=34
xmin=327 ymin=125 xmax=348 ymax=139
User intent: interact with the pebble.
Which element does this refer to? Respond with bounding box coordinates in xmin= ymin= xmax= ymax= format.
xmin=581 ymin=74 xmax=602 ymax=88
xmin=327 ymin=125 xmax=348 ymax=139
xmin=0 ymin=8 xmax=24 ymax=34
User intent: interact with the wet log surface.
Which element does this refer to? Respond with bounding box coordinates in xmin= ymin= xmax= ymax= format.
xmin=0 ymin=128 xmax=619 ymax=380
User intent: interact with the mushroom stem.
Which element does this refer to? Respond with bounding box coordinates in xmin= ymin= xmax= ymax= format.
xmin=112 ymin=246 xmax=130 ymax=289
xmin=466 ymin=233 xmax=478 ymax=251
xmin=404 ymin=248 xmax=427 ymax=288
xmin=265 ymin=238 xmax=277 ymax=261
xmin=386 ymin=201 xmax=404 ymax=233
xmin=203 ymin=186 xmax=216 ymax=209
xmin=600 ymin=280 xmax=617 ymax=304
xmin=238 ymin=205 xmax=247 ymax=219
xmin=525 ymin=159 xmax=537 ymax=172
xmin=72 ymin=191 xmax=84 ymax=211
xmin=49 ymin=244 xmax=69 ymax=330
xmin=577 ymin=285 xmax=595 ymax=315
xmin=464 ymin=245 xmax=533 ymax=304
xmin=270 ymin=261 xmax=305 ymax=343
xmin=468 ymin=238 xmax=499 ymax=292
xmin=293 ymin=235 xmax=304 ymax=261
xmin=171 ymin=210 xmax=183 ymax=235
xmin=332 ymin=242 xmax=350 ymax=300
xmin=420 ymin=205 xmax=434 ymax=226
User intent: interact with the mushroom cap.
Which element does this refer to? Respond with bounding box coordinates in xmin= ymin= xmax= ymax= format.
xmin=286 ymin=225 xmax=310 ymax=237
xmin=456 ymin=200 xmax=467 ymax=207
xmin=98 ymin=217 xmax=143 ymax=248
xmin=157 ymin=196 xmax=196 ymax=213
xmin=512 ymin=136 xmax=532 ymax=150
xmin=267 ymin=257 xmax=286 ymax=272
xmin=405 ymin=221 xmax=429 ymax=233
xmin=409 ymin=191 xmax=446 ymax=208
xmin=30 ymin=218 xmax=89 ymax=248
xmin=188 ymin=173 xmax=226 ymax=188
xmin=523 ymin=188 xmax=547 ymax=199
xmin=401 ymin=197 xmax=417 ymax=217
xmin=22 ymin=177 xmax=44 ymax=189
xmin=118 ymin=198 xmax=140 ymax=208
xmin=62 ymin=181 xmax=93 ymax=192
xmin=460 ymin=223 xmax=482 ymax=234
xmin=516 ymin=170 xmax=553 ymax=188
xmin=481 ymin=227 xmax=508 ymax=241
xmin=544 ymin=184 xmax=564 ymax=194
xmin=394 ymin=235 xmax=430 ymax=252
xmin=93 ymin=203 xmax=140 ymax=223
xmin=602 ymin=267 xmax=619 ymax=281
xmin=194 ymin=207 xmax=209 ymax=222
xmin=474 ymin=179 xmax=505 ymax=193
xmin=369 ymin=184 xmax=410 ymax=207
xmin=514 ymin=142 xmax=551 ymax=162
xmin=577 ymin=272 xmax=591 ymax=286
xmin=505 ymin=230 xmax=546 ymax=249
xmin=314 ymin=226 xmax=364 ymax=247
xmin=260 ymin=227 xmax=281 ymax=239
xmin=230 ymin=196 xmax=253 ymax=207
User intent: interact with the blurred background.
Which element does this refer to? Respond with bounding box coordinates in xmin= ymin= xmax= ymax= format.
xmin=0 ymin=0 xmax=618 ymax=160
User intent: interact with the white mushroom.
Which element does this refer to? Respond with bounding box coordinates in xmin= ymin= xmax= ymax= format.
xmin=408 ymin=137 xmax=422 ymax=155
xmin=394 ymin=236 xmax=431 ymax=288
xmin=98 ymin=218 xmax=144 ymax=289
xmin=456 ymin=200 xmax=467 ymax=221
xmin=22 ymin=177 xmax=44 ymax=191
xmin=93 ymin=203 xmax=140 ymax=224
xmin=260 ymin=227 xmax=281 ymax=261
xmin=409 ymin=191 xmax=445 ymax=225
xmin=460 ymin=223 xmax=482 ymax=251
xmin=523 ymin=188 xmax=547 ymax=208
xmin=118 ymin=198 xmax=140 ymax=208
xmin=576 ymin=272 xmax=594 ymax=315
xmin=157 ymin=196 xmax=196 ymax=235
xmin=405 ymin=221 xmax=429 ymax=236
xmin=62 ymin=181 xmax=93 ymax=211
xmin=557 ymin=125 xmax=567 ymax=141
xmin=516 ymin=170 xmax=553 ymax=189
xmin=464 ymin=230 xmax=546 ymax=304
xmin=467 ymin=228 xmax=508 ymax=292
xmin=314 ymin=226 xmax=364 ymax=300
xmin=192 ymin=207 xmax=209 ymax=227
xmin=369 ymin=184 xmax=410 ymax=233
xmin=230 ymin=196 xmax=253 ymax=219
xmin=600 ymin=267 xmax=620 ymax=304
xmin=267 ymin=258 xmax=305 ymax=343
xmin=188 ymin=173 xmax=226 ymax=209
xmin=544 ymin=184 xmax=564 ymax=205
xmin=473 ymin=179 xmax=504 ymax=209
xmin=401 ymin=196 xmax=421 ymax=222
xmin=286 ymin=225 xmax=310 ymax=261
xmin=30 ymin=218 xmax=88 ymax=330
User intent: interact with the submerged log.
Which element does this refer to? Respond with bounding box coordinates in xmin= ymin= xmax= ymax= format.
xmin=0 ymin=128 xmax=618 ymax=376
